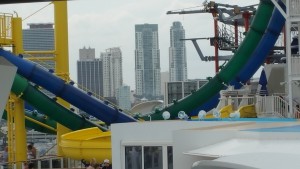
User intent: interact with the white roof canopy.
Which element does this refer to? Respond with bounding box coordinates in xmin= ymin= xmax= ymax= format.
xmin=186 ymin=138 xmax=300 ymax=169
xmin=184 ymin=138 xmax=300 ymax=158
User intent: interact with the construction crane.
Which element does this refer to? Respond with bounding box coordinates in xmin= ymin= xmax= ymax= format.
xmin=167 ymin=1 xmax=257 ymax=73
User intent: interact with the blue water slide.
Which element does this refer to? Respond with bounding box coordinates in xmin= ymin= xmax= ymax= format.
xmin=230 ymin=1 xmax=285 ymax=87
xmin=189 ymin=94 xmax=220 ymax=115
xmin=190 ymin=2 xmax=285 ymax=116
xmin=0 ymin=49 xmax=137 ymax=124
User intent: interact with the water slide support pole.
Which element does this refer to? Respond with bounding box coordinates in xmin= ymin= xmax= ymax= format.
xmin=12 ymin=17 xmax=26 ymax=169
xmin=54 ymin=1 xmax=72 ymax=156
xmin=213 ymin=12 xmax=219 ymax=73
xmin=284 ymin=0 xmax=293 ymax=118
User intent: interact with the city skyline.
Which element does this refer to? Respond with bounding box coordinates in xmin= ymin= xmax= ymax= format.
xmin=0 ymin=0 xmax=260 ymax=90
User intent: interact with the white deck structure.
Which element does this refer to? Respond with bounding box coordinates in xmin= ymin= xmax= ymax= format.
xmin=111 ymin=120 xmax=300 ymax=169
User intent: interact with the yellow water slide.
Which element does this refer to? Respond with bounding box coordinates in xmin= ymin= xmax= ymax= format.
xmin=205 ymin=105 xmax=233 ymax=118
xmin=238 ymin=104 xmax=257 ymax=118
xmin=197 ymin=104 xmax=256 ymax=119
xmin=60 ymin=127 xmax=112 ymax=162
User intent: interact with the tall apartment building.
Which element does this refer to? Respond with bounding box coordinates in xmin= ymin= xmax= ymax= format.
xmin=100 ymin=47 xmax=123 ymax=97
xmin=23 ymin=23 xmax=55 ymax=70
xmin=169 ymin=21 xmax=187 ymax=82
xmin=77 ymin=47 xmax=103 ymax=98
xmin=135 ymin=24 xmax=161 ymax=100
xmin=116 ymin=85 xmax=131 ymax=111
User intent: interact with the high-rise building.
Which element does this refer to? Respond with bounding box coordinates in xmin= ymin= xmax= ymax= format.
xmin=79 ymin=46 xmax=95 ymax=60
xmin=169 ymin=21 xmax=187 ymax=82
xmin=77 ymin=47 xmax=103 ymax=98
xmin=135 ymin=23 xmax=161 ymax=100
xmin=101 ymin=47 xmax=123 ymax=97
xmin=23 ymin=23 xmax=55 ymax=70
xmin=116 ymin=85 xmax=131 ymax=111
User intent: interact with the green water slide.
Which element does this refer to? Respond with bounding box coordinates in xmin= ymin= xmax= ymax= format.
xmin=10 ymin=74 xmax=106 ymax=131
xmin=2 ymin=110 xmax=56 ymax=134
xmin=144 ymin=0 xmax=274 ymax=120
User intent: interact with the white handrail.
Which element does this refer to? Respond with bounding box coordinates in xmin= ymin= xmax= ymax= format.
xmin=256 ymin=95 xmax=300 ymax=118
xmin=0 ymin=157 xmax=83 ymax=169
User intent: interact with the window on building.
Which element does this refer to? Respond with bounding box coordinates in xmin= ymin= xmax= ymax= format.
xmin=167 ymin=146 xmax=173 ymax=169
xmin=125 ymin=146 xmax=142 ymax=169
xmin=125 ymin=145 xmax=171 ymax=169
xmin=144 ymin=146 xmax=162 ymax=169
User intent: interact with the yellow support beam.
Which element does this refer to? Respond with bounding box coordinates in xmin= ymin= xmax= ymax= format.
xmin=54 ymin=0 xmax=72 ymax=156
xmin=25 ymin=116 xmax=57 ymax=132
xmin=11 ymin=95 xmax=26 ymax=169
xmin=25 ymin=56 xmax=55 ymax=61
xmin=0 ymin=39 xmax=13 ymax=45
xmin=24 ymin=50 xmax=55 ymax=54
xmin=6 ymin=97 xmax=14 ymax=164
xmin=12 ymin=17 xmax=26 ymax=169
xmin=12 ymin=17 xmax=23 ymax=53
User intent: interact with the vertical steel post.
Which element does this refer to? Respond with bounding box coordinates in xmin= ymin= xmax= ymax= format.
xmin=53 ymin=1 xmax=72 ymax=156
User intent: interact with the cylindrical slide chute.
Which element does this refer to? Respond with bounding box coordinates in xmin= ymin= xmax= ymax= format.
xmin=190 ymin=1 xmax=286 ymax=116
xmin=10 ymin=74 xmax=104 ymax=131
xmin=0 ymin=49 xmax=137 ymax=124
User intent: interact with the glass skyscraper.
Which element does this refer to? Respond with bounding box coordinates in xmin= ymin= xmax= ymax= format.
xmin=135 ymin=24 xmax=161 ymax=100
xmin=169 ymin=21 xmax=187 ymax=82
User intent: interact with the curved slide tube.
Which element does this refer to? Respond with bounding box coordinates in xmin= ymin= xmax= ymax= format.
xmin=190 ymin=0 xmax=285 ymax=116
xmin=60 ymin=127 xmax=111 ymax=163
xmin=10 ymin=74 xmax=104 ymax=131
xmin=0 ymin=50 xmax=137 ymax=124
xmin=230 ymin=1 xmax=285 ymax=87
xmin=189 ymin=92 xmax=221 ymax=116
xmin=142 ymin=0 xmax=274 ymax=120
xmin=2 ymin=109 xmax=57 ymax=134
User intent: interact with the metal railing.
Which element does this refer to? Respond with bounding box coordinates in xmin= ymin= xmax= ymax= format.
xmin=0 ymin=13 xmax=12 ymax=41
xmin=218 ymin=24 xmax=244 ymax=50
xmin=256 ymin=96 xmax=286 ymax=117
xmin=290 ymin=0 xmax=300 ymax=16
xmin=0 ymin=156 xmax=84 ymax=169
xmin=256 ymin=95 xmax=300 ymax=118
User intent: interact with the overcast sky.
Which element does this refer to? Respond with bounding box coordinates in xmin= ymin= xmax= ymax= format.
xmin=0 ymin=0 xmax=259 ymax=90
